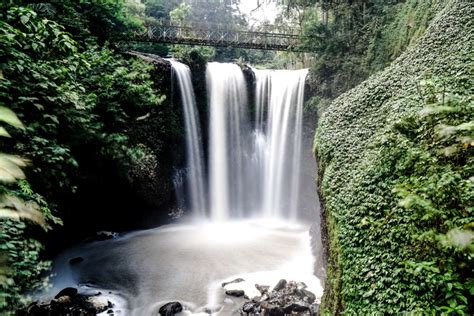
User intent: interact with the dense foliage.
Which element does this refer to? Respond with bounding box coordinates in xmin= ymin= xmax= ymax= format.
xmin=303 ymin=0 xmax=440 ymax=107
xmin=0 ymin=1 xmax=176 ymax=311
xmin=314 ymin=1 xmax=473 ymax=313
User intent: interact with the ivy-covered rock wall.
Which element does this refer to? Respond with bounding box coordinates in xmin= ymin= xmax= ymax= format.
xmin=315 ymin=1 xmax=473 ymax=314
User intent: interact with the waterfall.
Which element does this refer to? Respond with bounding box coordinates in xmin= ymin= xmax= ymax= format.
xmin=169 ymin=60 xmax=207 ymax=218
xmin=255 ymin=69 xmax=308 ymax=220
xmin=206 ymin=63 xmax=308 ymax=222
xmin=206 ymin=62 xmax=250 ymax=221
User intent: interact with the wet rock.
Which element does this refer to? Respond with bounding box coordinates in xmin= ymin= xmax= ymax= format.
xmin=69 ymin=257 xmax=84 ymax=265
xmin=255 ymin=284 xmax=270 ymax=294
xmin=283 ymin=302 xmax=310 ymax=313
xmin=222 ymin=277 xmax=245 ymax=288
xmin=297 ymin=289 xmax=316 ymax=303
xmin=273 ymin=279 xmax=287 ymax=291
xmin=158 ymin=302 xmax=183 ymax=316
xmin=242 ymin=301 xmax=261 ymax=314
xmin=239 ymin=279 xmax=319 ymax=316
xmin=107 ymin=310 xmax=114 ymax=314
xmin=83 ymin=296 xmax=109 ymax=313
xmin=56 ymin=296 xmax=71 ymax=304
xmin=297 ymin=282 xmax=307 ymax=290
xmin=54 ymin=287 xmax=78 ymax=299
xmin=225 ymin=290 xmax=245 ymax=297
xmin=259 ymin=293 xmax=269 ymax=301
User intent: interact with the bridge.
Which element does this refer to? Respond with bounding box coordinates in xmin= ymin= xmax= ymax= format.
xmin=131 ymin=23 xmax=308 ymax=52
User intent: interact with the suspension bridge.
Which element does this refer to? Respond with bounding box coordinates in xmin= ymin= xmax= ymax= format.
xmin=130 ymin=23 xmax=308 ymax=52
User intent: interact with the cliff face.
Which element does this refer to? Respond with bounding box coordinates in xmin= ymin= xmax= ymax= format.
xmin=314 ymin=1 xmax=473 ymax=314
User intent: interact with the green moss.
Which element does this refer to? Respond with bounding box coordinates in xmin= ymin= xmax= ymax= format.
xmin=315 ymin=1 xmax=473 ymax=314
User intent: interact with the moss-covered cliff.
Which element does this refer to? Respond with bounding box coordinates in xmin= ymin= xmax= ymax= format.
xmin=314 ymin=1 xmax=473 ymax=314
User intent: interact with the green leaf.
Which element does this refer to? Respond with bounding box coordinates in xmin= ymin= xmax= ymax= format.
xmin=0 ymin=106 xmax=24 ymax=129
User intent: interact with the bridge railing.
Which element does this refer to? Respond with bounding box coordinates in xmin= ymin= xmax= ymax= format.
xmin=133 ymin=22 xmax=306 ymax=51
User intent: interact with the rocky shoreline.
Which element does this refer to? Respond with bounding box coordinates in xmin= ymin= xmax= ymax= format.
xmin=22 ymin=278 xmax=319 ymax=315
xmin=19 ymin=287 xmax=115 ymax=316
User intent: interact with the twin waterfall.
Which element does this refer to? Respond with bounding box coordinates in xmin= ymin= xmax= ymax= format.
xmin=171 ymin=61 xmax=308 ymax=222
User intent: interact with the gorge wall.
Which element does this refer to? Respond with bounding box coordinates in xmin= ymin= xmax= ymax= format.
xmin=314 ymin=1 xmax=473 ymax=314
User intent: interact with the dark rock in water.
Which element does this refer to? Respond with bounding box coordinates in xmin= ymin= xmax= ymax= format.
xmin=158 ymin=302 xmax=183 ymax=316
xmin=222 ymin=278 xmax=245 ymax=288
xmin=239 ymin=279 xmax=319 ymax=316
xmin=242 ymin=301 xmax=261 ymax=314
xmin=283 ymin=302 xmax=310 ymax=313
xmin=69 ymin=257 xmax=84 ymax=265
xmin=269 ymin=308 xmax=285 ymax=316
xmin=273 ymin=279 xmax=287 ymax=292
xmin=83 ymin=296 xmax=109 ymax=313
xmin=297 ymin=289 xmax=316 ymax=303
xmin=107 ymin=310 xmax=114 ymax=314
xmin=225 ymin=290 xmax=245 ymax=297
xmin=255 ymin=284 xmax=270 ymax=294
xmin=54 ymin=287 xmax=78 ymax=299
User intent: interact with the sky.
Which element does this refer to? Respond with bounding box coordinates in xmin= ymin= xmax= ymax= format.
xmin=238 ymin=0 xmax=280 ymax=26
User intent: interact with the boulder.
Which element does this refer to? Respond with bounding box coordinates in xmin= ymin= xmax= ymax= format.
xmin=225 ymin=290 xmax=245 ymax=297
xmin=242 ymin=301 xmax=261 ymax=314
xmin=158 ymin=302 xmax=183 ymax=316
xmin=297 ymin=289 xmax=316 ymax=303
xmin=54 ymin=287 xmax=78 ymax=299
xmin=273 ymin=279 xmax=287 ymax=292
xmin=283 ymin=302 xmax=310 ymax=313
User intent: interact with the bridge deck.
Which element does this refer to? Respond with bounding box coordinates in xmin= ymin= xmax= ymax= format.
xmin=131 ymin=24 xmax=307 ymax=52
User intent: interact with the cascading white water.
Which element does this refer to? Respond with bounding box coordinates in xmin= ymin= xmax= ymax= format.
xmin=255 ymin=69 xmax=308 ymax=220
xmin=169 ymin=60 xmax=207 ymax=217
xmin=206 ymin=62 xmax=252 ymax=221
xmin=206 ymin=63 xmax=308 ymax=221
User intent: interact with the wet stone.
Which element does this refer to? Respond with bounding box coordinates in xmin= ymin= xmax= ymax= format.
xmin=158 ymin=302 xmax=183 ymax=316
xmin=222 ymin=278 xmax=245 ymax=288
xmin=225 ymin=289 xmax=246 ymax=297
xmin=54 ymin=287 xmax=78 ymax=299
xmin=273 ymin=279 xmax=287 ymax=292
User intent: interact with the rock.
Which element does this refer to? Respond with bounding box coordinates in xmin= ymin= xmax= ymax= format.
xmin=56 ymin=296 xmax=71 ymax=304
xmin=297 ymin=289 xmax=316 ymax=303
xmin=222 ymin=277 xmax=245 ymax=288
xmin=273 ymin=279 xmax=287 ymax=292
xmin=54 ymin=287 xmax=78 ymax=299
xmin=283 ymin=302 xmax=310 ymax=313
xmin=259 ymin=293 xmax=269 ymax=301
xmin=107 ymin=310 xmax=114 ymax=314
xmin=69 ymin=257 xmax=84 ymax=265
xmin=84 ymin=296 xmax=109 ymax=313
xmin=158 ymin=302 xmax=183 ymax=316
xmin=255 ymin=284 xmax=270 ymax=294
xmin=225 ymin=290 xmax=245 ymax=297
xmin=242 ymin=301 xmax=261 ymax=314
xmin=297 ymin=282 xmax=307 ymax=290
